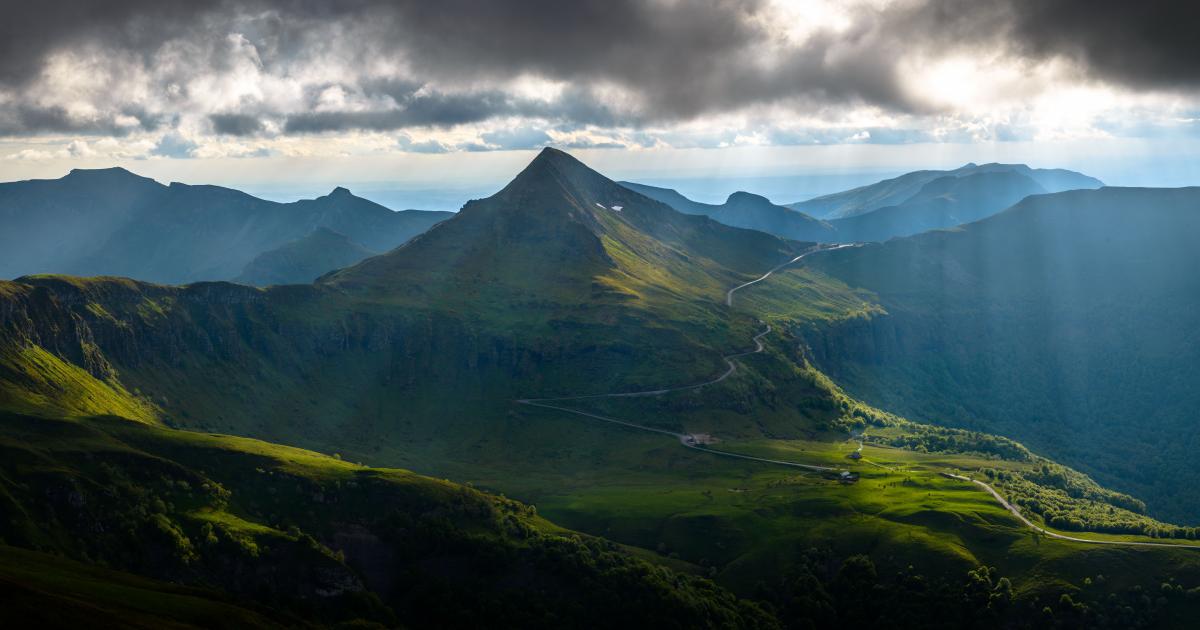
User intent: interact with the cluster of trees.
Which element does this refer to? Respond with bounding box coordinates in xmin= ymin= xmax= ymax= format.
xmin=756 ymin=549 xmax=1199 ymax=629
xmin=757 ymin=549 xmax=1015 ymax=629
xmin=981 ymin=465 xmax=1194 ymax=537
xmin=866 ymin=421 xmax=1033 ymax=462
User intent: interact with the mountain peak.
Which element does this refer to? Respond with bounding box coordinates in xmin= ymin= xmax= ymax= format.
xmin=56 ymin=166 xmax=162 ymax=192
xmin=511 ymin=146 xmax=589 ymax=181
xmin=63 ymin=166 xmax=145 ymax=181
xmin=725 ymin=191 xmax=771 ymax=206
xmin=323 ymin=147 xmax=799 ymax=294
xmin=494 ymin=146 xmax=618 ymax=209
xmin=329 ymin=186 xmax=353 ymax=198
xmin=533 ymin=145 xmax=574 ymax=163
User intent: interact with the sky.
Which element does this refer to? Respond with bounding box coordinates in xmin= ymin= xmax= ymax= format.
xmin=1 ymin=0 xmax=1198 ymax=208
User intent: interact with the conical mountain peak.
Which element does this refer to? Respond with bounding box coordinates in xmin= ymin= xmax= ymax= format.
xmin=499 ymin=146 xmax=609 ymax=196
xmin=479 ymin=146 xmax=639 ymax=228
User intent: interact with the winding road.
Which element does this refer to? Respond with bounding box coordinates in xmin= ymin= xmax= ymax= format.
xmin=517 ymin=321 xmax=834 ymax=473
xmin=516 ymin=245 xmax=849 ymax=472
xmin=518 ymin=324 xmax=774 ymax=404
xmin=520 ymin=244 xmax=850 ymax=405
xmin=942 ymin=473 xmax=1200 ymax=549
xmin=725 ymin=244 xmax=855 ymax=307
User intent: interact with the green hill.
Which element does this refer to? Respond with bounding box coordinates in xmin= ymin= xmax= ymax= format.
xmin=0 ymin=410 xmax=770 ymax=628
xmin=328 ymin=148 xmax=799 ymax=310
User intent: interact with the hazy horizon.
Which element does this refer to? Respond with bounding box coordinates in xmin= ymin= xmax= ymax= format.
xmin=8 ymin=138 xmax=1200 ymax=211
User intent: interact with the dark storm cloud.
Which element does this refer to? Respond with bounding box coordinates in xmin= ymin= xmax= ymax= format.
xmin=210 ymin=113 xmax=265 ymax=136
xmin=283 ymin=90 xmax=518 ymax=133
xmin=1003 ymin=0 xmax=1200 ymax=89
xmin=0 ymin=104 xmax=162 ymax=137
xmin=281 ymin=85 xmax=628 ymax=134
xmin=1 ymin=0 xmax=917 ymax=125
xmin=0 ymin=0 xmax=218 ymax=85
xmin=3 ymin=0 xmax=1197 ymax=138
xmin=909 ymin=0 xmax=1200 ymax=89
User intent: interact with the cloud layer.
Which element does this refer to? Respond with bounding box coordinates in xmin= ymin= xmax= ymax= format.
xmin=2 ymin=0 xmax=1197 ymax=158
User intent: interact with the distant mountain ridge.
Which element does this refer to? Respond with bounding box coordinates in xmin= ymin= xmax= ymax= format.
xmin=789 ymin=162 xmax=1103 ymax=220
xmin=0 ymin=168 xmax=452 ymax=284
xmin=825 ymin=170 xmax=1049 ymax=241
xmin=625 ymin=162 xmax=1102 ymax=244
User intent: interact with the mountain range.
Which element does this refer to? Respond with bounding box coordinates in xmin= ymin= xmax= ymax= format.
xmin=0 ymin=168 xmax=451 ymax=284
xmin=789 ymin=162 xmax=1104 ymax=219
xmin=3 ymin=148 xmax=1200 ymax=627
xmin=625 ymin=163 xmax=1103 ymax=244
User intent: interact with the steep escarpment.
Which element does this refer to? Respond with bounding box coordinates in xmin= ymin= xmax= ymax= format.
xmin=0 ymin=271 xmax=737 ymax=459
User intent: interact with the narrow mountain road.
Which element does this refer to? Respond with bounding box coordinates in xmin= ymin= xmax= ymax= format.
xmin=726 ymin=243 xmax=855 ymax=307
xmin=943 ymin=473 xmax=1200 ymax=549
xmin=516 ymin=245 xmax=853 ymax=472
xmin=518 ymin=324 xmax=773 ymax=404
xmin=517 ymin=319 xmax=835 ymax=472
xmin=518 ymin=398 xmax=834 ymax=472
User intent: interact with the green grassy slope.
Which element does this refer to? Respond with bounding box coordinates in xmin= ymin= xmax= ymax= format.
xmin=325 ymin=148 xmax=800 ymax=318
xmin=436 ymin=343 xmax=1200 ymax=628
xmin=0 ymin=545 xmax=292 ymax=629
xmin=0 ymin=410 xmax=773 ymax=628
